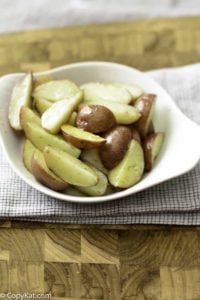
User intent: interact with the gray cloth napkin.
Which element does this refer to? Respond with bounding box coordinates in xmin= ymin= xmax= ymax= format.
xmin=0 ymin=63 xmax=200 ymax=225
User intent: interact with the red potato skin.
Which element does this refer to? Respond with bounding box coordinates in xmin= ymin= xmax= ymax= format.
xmin=128 ymin=126 xmax=141 ymax=144
xmin=132 ymin=128 xmax=141 ymax=144
xmin=143 ymin=132 xmax=163 ymax=172
xmin=62 ymin=131 xmax=105 ymax=149
xmin=99 ymin=126 xmax=132 ymax=170
xmin=134 ymin=94 xmax=156 ymax=138
xmin=31 ymin=155 xmax=68 ymax=191
xmin=147 ymin=121 xmax=155 ymax=135
xmin=76 ymin=105 xmax=116 ymax=133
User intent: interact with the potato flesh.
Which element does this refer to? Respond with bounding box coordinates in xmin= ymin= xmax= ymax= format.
xmin=81 ymin=82 xmax=132 ymax=104
xmin=152 ymin=133 xmax=164 ymax=160
xmin=44 ymin=147 xmax=98 ymax=187
xmin=108 ymin=140 xmax=144 ymax=188
xmin=23 ymin=139 xmax=36 ymax=172
xmin=80 ymin=99 xmax=140 ymax=125
xmin=35 ymin=98 xmax=52 ymax=114
xmin=33 ymin=75 xmax=53 ymax=90
xmin=143 ymin=132 xmax=165 ymax=171
xmin=32 ymin=149 xmax=68 ymax=191
xmin=24 ymin=122 xmax=81 ymax=158
xmin=81 ymin=149 xmax=108 ymax=175
xmin=9 ymin=73 xmax=32 ymax=130
xmin=76 ymin=164 xmax=108 ymax=196
xmin=41 ymin=92 xmax=83 ymax=134
xmin=68 ymin=112 xmax=77 ymax=126
xmin=33 ymin=80 xmax=81 ymax=102
xmin=20 ymin=107 xmax=41 ymax=128
xmin=66 ymin=187 xmax=86 ymax=197
xmin=61 ymin=125 xmax=105 ymax=148
xmin=104 ymin=81 xmax=143 ymax=101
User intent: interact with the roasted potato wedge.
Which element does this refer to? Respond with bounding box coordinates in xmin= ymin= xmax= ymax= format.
xmin=41 ymin=92 xmax=83 ymax=134
xmin=44 ymin=146 xmax=98 ymax=187
xmin=108 ymin=139 xmax=145 ymax=188
xmin=99 ymin=126 xmax=132 ymax=170
xmin=147 ymin=121 xmax=155 ymax=135
xmin=81 ymin=82 xmax=132 ymax=104
xmin=104 ymin=81 xmax=143 ymax=101
xmin=79 ymin=99 xmax=141 ymax=125
xmin=66 ymin=187 xmax=86 ymax=197
xmin=33 ymin=75 xmax=53 ymax=90
xmin=9 ymin=73 xmax=32 ymax=131
xmin=134 ymin=94 xmax=156 ymax=137
xmin=105 ymin=184 xmax=118 ymax=195
xmin=81 ymin=149 xmax=108 ymax=175
xmin=143 ymin=132 xmax=165 ymax=171
xmin=131 ymin=127 xmax=141 ymax=144
xmin=23 ymin=122 xmax=81 ymax=158
xmin=68 ymin=112 xmax=77 ymax=126
xmin=76 ymin=164 xmax=108 ymax=196
xmin=20 ymin=107 xmax=41 ymax=128
xmin=76 ymin=105 xmax=116 ymax=133
xmin=35 ymin=98 xmax=52 ymax=114
xmin=61 ymin=125 xmax=105 ymax=149
xmin=32 ymin=149 xmax=68 ymax=191
xmin=23 ymin=139 xmax=36 ymax=172
xmin=33 ymin=80 xmax=81 ymax=102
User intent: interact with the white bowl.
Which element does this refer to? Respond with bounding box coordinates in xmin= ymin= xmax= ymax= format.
xmin=0 ymin=61 xmax=200 ymax=203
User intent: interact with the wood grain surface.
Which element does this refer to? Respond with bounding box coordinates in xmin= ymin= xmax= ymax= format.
xmin=1 ymin=222 xmax=200 ymax=299
xmin=0 ymin=16 xmax=200 ymax=299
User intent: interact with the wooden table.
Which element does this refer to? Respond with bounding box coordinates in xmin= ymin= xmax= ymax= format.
xmin=0 ymin=16 xmax=200 ymax=299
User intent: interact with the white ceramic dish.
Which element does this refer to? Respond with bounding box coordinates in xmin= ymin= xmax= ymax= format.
xmin=0 ymin=61 xmax=200 ymax=203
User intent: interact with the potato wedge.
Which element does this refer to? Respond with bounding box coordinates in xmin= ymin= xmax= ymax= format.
xmin=81 ymin=149 xmax=108 ymax=175
xmin=43 ymin=146 xmax=98 ymax=187
xmin=33 ymin=80 xmax=81 ymax=102
xmin=24 ymin=122 xmax=81 ymax=158
xmin=108 ymin=140 xmax=144 ymax=188
xmin=79 ymin=99 xmax=140 ymax=125
xmin=148 ymin=121 xmax=155 ymax=135
xmin=20 ymin=107 xmax=41 ymax=128
xmin=41 ymin=92 xmax=83 ymax=134
xmin=76 ymin=105 xmax=116 ymax=133
xmin=23 ymin=139 xmax=36 ymax=172
xmin=68 ymin=112 xmax=77 ymax=126
xmin=134 ymin=94 xmax=156 ymax=137
xmin=66 ymin=187 xmax=86 ymax=197
xmin=35 ymin=98 xmax=52 ymax=114
xmin=104 ymin=81 xmax=143 ymax=101
xmin=99 ymin=126 xmax=132 ymax=170
xmin=128 ymin=126 xmax=141 ymax=144
xmin=32 ymin=149 xmax=68 ymax=191
xmin=33 ymin=75 xmax=53 ymax=90
xmin=105 ymin=184 xmax=118 ymax=195
xmin=76 ymin=164 xmax=108 ymax=196
xmin=143 ymin=132 xmax=165 ymax=171
xmin=81 ymin=82 xmax=132 ymax=104
xmin=9 ymin=73 xmax=32 ymax=131
xmin=61 ymin=125 xmax=105 ymax=149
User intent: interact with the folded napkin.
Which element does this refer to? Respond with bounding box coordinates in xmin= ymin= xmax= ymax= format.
xmin=0 ymin=63 xmax=200 ymax=225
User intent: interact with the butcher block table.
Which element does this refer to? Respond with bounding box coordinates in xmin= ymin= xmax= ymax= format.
xmin=0 ymin=16 xmax=200 ymax=299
